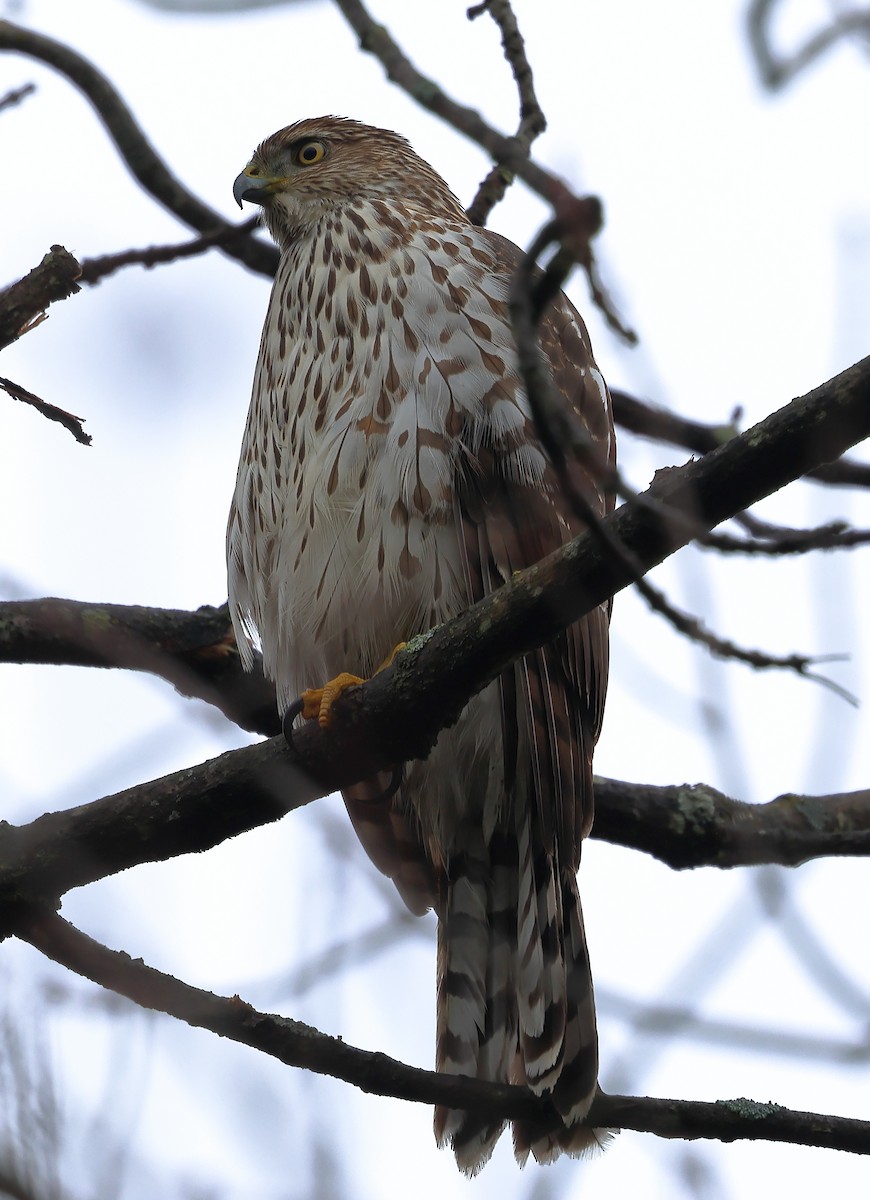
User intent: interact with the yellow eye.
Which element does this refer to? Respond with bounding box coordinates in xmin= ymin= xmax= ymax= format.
xmin=296 ymin=141 xmax=326 ymax=166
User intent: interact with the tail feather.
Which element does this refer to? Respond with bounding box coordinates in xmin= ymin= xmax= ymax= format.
xmin=514 ymin=871 xmax=600 ymax=1165
xmin=435 ymin=826 xmax=602 ymax=1175
xmin=517 ymin=817 xmax=567 ymax=1090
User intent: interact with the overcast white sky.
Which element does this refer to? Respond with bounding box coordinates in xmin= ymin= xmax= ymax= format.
xmin=1 ymin=1 xmax=869 ymax=1198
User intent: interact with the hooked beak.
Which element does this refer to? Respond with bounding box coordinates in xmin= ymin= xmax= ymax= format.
xmin=233 ymin=167 xmax=282 ymax=209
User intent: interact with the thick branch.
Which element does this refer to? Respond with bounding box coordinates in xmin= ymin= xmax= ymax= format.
xmin=16 ymin=911 xmax=870 ymax=1155
xmin=0 ymin=597 xmax=278 ymax=735
xmin=2 ymin=358 xmax=870 ymax=914
xmin=2 ymin=732 xmax=867 ymax=928
xmin=0 ymin=20 xmax=278 ymax=278
xmin=0 ymin=244 xmax=81 ymax=352
xmin=593 ymin=780 xmax=870 ymax=869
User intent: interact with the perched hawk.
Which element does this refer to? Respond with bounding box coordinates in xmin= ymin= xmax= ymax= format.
xmin=228 ymin=117 xmax=615 ymax=1174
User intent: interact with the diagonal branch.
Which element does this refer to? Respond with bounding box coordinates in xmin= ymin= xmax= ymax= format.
xmin=0 ymin=375 xmax=91 ymax=446
xmin=333 ymin=0 xmax=631 ymax=338
xmin=611 ymin=387 xmax=870 ymax=490
xmin=2 ymin=728 xmax=867 ymax=927
xmin=15 ymin=910 xmax=870 ymax=1155
xmin=0 ymin=20 xmax=277 ymax=278
xmin=77 ymin=218 xmax=261 ymax=287
xmin=2 ymin=357 xmax=870 ymax=914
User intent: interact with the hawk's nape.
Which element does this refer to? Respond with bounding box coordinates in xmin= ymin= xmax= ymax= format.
xmin=227 ymin=116 xmax=615 ymax=1174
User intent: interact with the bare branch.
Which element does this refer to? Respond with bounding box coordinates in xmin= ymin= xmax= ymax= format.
xmin=15 ymin=912 xmax=870 ymax=1155
xmin=465 ymin=0 xmax=546 ymax=227
xmin=0 ymin=245 xmax=81 ymax=353
xmin=0 ymin=80 xmax=35 ymax=111
xmin=510 ymin=228 xmax=858 ymax=695
xmin=0 ymin=597 xmax=278 ymax=735
xmin=702 ymin=521 xmax=870 ymax=556
xmin=747 ymin=0 xmax=870 ymax=89
xmin=0 ymin=20 xmax=278 ymax=278
xmin=611 ymin=387 xmax=870 ymax=490
xmin=0 ymin=375 xmax=91 ymax=446
xmin=2 ymin=731 xmax=868 ymax=927
xmin=1 ymin=357 xmax=869 ymax=912
xmin=633 ymin=574 xmax=857 ymax=705
xmin=332 ymin=0 xmax=631 ymax=338
xmin=592 ymin=779 xmax=870 ymax=870
xmin=77 ymin=218 xmax=261 ymax=287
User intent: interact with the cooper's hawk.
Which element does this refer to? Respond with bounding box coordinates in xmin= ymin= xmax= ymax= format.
xmin=228 ymin=117 xmax=615 ymax=1174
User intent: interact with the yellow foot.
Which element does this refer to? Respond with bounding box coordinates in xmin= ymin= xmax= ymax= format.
xmin=297 ymin=644 xmax=408 ymax=730
xmin=300 ymin=673 xmax=365 ymax=728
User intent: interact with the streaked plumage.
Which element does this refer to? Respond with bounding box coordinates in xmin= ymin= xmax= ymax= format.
xmin=227 ymin=117 xmax=615 ymax=1173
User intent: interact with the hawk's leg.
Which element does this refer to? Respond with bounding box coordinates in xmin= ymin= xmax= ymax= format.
xmin=294 ymin=641 xmax=407 ymax=730
xmin=299 ymin=672 xmax=365 ymax=727
xmin=281 ymin=649 xmax=407 ymax=804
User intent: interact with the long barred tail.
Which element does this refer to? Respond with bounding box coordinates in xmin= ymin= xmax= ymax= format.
xmin=433 ymin=823 xmax=606 ymax=1175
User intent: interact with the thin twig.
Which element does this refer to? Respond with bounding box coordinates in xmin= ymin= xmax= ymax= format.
xmin=0 ymin=376 xmax=91 ymax=446
xmin=513 ymin=232 xmax=865 ymax=697
xmin=465 ymin=0 xmax=546 ymax=226
xmin=0 ymin=20 xmax=278 ymax=278
xmin=0 ymin=80 xmax=35 ymax=111
xmin=633 ymin=574 xmax=857 ymax=705
xmin=747 ymin=0 xmax=870 ymax=89
xmin=332 ymin=0 xmax=632 ymax=339
xmin=611 ymin=387 xmax=870 ymax=489
xmin=702 ymin=522 xmax=870 ymax=556
xmin=77 ymin=218 xmax=261 ymax=286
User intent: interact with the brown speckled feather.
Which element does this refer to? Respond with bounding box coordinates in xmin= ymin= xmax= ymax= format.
xmin=227 ymin=117 xmax=614 ymax=1174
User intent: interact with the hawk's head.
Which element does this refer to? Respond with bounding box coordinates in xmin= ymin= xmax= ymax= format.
xmin=233 ymin=116 xmax=465 ymax=247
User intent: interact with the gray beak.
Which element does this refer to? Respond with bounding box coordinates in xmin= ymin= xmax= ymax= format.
xmin=233 ymin=169 xmax=273 ymax=209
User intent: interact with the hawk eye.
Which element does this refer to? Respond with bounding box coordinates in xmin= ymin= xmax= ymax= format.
xmin=296 ymin=141 xmax=326 ymax=166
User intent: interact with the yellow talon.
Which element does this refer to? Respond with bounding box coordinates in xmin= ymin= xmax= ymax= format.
xmin=298 ymin=644 xmax=407 ymax=729
xmin=300 ymin=673 xmax=364 ymax=727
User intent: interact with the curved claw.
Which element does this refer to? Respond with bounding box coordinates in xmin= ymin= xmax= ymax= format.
xmin=282 ymin=696 xmax=306 ymax=751
xmin=375 ymin=764 xmax=404 ymax=804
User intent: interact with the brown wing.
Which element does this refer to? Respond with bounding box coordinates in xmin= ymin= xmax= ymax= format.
xmin=344 ymin=235 xmax=613 ymax=919
xmin=455 ymin=232 xmax=615 ymax=865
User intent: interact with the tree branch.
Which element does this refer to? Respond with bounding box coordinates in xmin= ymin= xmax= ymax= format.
xmin=0 ymin=375 xmax=91 ymax=446
xmin=0 ymin=80 xmax=35 ymax=112
xmin=593 ymin=779 xmax=870 ymax=870
xmin=611 ymin=387 xmax=870 ymax=490
xmin=464 ymin=0 xmax=547 ymax=227
xmin=0 ymin=597 xmax=278 ymax=734
xmin=332 ymin=0 xmax=631 ymax=339
xmin=2 ymin=726 xmax=867 ymax=930
xmin=77 ymin=218 xmax=261 ymax=286
xmin=0 ymin=20 xmax=278 ymax=278
xmin=0 ymin=244 xmax=81 ymax=353
xmin=15 ymin=911 xmax=870 ymax=1155
xmin=747 ymin=0 xmax=870 ymax=90
xmin=2 ymin=357 xmax=870 ymax=914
